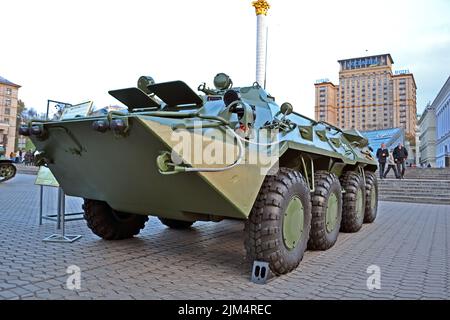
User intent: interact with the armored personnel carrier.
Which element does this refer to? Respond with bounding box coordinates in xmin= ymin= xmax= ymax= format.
xmin=0 ymin=145 xmax=17 ymax=182
xmin=21 ymin=73 xmax=378 ymax=275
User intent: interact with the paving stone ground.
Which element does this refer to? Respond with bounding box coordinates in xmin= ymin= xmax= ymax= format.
xmin=0 ymin=174 xmax=449 ymax=300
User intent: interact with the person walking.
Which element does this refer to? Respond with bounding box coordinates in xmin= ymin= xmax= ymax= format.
xmin=376 ymin=143 xmax=389 ymax=179
xmin=383 ymin=149 xmax=399 ymax=179
xmin=393 ymin=143 xmax=408 ymax=179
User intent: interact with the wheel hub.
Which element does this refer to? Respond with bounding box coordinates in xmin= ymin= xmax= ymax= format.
xmin=326 ymin=193 xmax=339 ymax=233
xmin=0 ymin=164 xmax=14 ymax=179
xmin=282 ymin=196 xmax=304 ymax=250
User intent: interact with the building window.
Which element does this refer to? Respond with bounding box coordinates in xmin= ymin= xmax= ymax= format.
xmin=4 ymin=117 xmax=9 ymax=123
xmin=5 ymin=99 xmax=11 ymax=106
xmin=5 ymin=108 xmax=10 ymax=115
xmin=6 ymin=88 xmax=12 ymax=95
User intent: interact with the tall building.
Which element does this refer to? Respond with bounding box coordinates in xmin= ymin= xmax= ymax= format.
xmin=434 ymin=76 xmax=450 ymax=168
xmin=418 ymin=104 xmax=436 ymax=167
xmin=0 ymin=76 xmax=21 ymax=157
xmin=315 ymin=54 xmax=417 ymax=142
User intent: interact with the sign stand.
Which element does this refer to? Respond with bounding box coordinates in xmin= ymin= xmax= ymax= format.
xmin=35 ymin=166 xmax=82 ymax=243
xmin=43 ymin=188 xmax=82 ymax=243
xmin=38 ymin=184 xmax=84 ymax=226
xmin=251 ymin=261 xmax=270 ymax=284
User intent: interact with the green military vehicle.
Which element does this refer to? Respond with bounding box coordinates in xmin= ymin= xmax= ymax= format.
xmin=21 ymin=73 xmax=378 ymax=275
xmin=0 ymin=145 xmax=17 ymax=182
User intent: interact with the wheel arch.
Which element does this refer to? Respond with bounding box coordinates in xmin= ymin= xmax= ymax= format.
xmin=278 ymin=148 xmax=375 ymax=191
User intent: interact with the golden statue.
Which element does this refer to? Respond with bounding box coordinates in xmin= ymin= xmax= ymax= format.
xmin=252 ymin=0 xmax=270 ymax=16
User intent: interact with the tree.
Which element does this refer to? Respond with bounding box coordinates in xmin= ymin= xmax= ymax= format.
xmin=15 ymin=100 xmax=26 ymax=150
xmin=15 ymin=102 xmax=43 ymax=151
xmin=25 ymin=107 xmax=38 ymax=120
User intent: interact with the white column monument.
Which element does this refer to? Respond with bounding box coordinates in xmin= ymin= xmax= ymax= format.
xmin=252 ymin=0 xmax=270 ymax=87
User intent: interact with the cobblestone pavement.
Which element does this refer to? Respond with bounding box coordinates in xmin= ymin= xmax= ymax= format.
xmin=0 ymin=174 xmax=449 ymax=300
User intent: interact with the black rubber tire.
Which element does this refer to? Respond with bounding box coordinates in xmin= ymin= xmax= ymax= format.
xmin=364 ymin=171 xmax=378 ymax=223
xmin=245 ymin=168 xmax=311 ymax=275
xmin=83 ymin=199 xmax=148 ymax=240
xmin=308 ymin=171 xmax=343 ymax=250
xmin=340 ymin=171 xmax=366 ymax=233
xmin=159 ymin=218 xmax=195 ymax=229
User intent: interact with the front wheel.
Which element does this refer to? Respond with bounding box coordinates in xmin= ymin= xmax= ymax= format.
xmin=245 ymin=168 xmax=312 ymax=275
xmin=83 ymin=199 xmax=148 ymax=240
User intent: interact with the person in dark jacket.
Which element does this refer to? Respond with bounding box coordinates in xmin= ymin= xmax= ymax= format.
xmin=393 ymin=143 xmax=408 ymax=179
xmin=376 ymin=143 xmax=389 ymax=179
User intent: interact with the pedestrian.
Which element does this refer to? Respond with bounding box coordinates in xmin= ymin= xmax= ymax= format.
xmin=393 ymin=143 xmax=408 ymax=179
xmin=427 ymin=163 xmax=432 ymax=168
xmin=376 ymin=143 xmax=389 ymax=179
xmin=26 ymin=151 xmax=30 ymax=165
xmin=383 ymin=149 xmax=399 ymax=179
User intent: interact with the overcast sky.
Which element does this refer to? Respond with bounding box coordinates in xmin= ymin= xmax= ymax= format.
xmin=1 ymin=0 xmax=449 ymax=118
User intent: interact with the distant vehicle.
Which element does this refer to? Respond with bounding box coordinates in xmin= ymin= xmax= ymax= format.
xmin=22 ymin=73 xmax=379 ymax=276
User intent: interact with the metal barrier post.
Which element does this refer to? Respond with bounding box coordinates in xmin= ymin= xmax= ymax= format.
xmin=39 ymin=185 xmax=43 ymax=225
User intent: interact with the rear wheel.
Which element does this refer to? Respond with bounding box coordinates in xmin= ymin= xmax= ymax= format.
xmin=83 ymin=199 xmax=148 ymax=240
xmin=340 ymin=171 xmax=366 ymax=232
xmin=159 ymin=218 xmax=194 ymax=229
xmin=364 ymin=171 xmax=378 ymax=223
xmin=245 ymin=168 xmax=311 ymax=275
xmin=308 ymin=171 xmax=342 ymax=250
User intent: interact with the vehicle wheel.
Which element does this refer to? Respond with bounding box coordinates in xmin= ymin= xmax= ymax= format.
xmin=83 ymin=199 xmax=148 ymax=240
xmin=159 ymin=218 xmax=194 ymax=229
xmin=364 ymin=171 xmax=378 ymax=223
xmin=0 ymin=163 xmax=16 ymax=182
xmin=245 ymin=168 xmax=311 ymax=275
xmin=340 ymin=171 xmax=366 ymax=232
xmin=308 ymin=171 xmax=342 ymax=250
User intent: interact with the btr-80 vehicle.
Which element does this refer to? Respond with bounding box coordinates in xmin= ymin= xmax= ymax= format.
xmin=0 ymin=145 xmax=16 ymax=183
xmin=21 ymin=73 xmax=378 ymax=275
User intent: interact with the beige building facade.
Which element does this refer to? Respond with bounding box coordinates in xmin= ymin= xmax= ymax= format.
xmin=315 ymin=54 xmax=417 ymax=142
xmin=0 ymin=76 xmax=21 ymax=157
